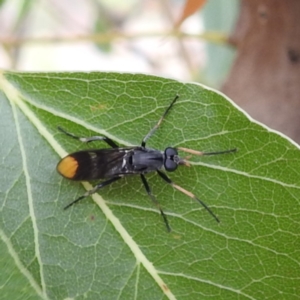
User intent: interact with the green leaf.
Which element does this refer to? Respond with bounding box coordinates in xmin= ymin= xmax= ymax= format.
xmin=1 ymin=71 xmax=299 ymax=299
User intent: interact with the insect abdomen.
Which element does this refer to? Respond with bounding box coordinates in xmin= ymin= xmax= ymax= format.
xmin=57 ymin=151 xmax=105 ymax=181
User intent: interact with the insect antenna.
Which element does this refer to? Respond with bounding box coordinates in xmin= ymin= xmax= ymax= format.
xmin=177 ymin=147 xmax=237 ymax=157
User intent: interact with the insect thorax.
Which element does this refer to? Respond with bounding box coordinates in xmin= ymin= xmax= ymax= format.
xmin=127 ymin=148 xmax=164 ymax=173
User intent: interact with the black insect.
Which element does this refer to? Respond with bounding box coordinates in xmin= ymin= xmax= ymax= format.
xmin=57 ymin=95 xmax=236 ymax=231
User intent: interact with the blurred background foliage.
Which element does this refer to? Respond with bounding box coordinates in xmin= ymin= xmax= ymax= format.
xmin=0 ymin=0 xmax=239 ymax=88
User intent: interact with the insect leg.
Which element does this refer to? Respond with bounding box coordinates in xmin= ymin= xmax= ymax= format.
xmin=58 ymin=126 xmax=118 ymax=148
xmin=64 ymin=176 xmax=122 ymax=209
xmin=140 ymin=174 xmax=171 ymax=232
xmin=156 ymin=170 xmax=220 ymax=223
xmin=141 ymin=95 xmax=179 ymax=147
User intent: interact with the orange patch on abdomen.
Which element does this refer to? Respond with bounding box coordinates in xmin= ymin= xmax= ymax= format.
xmin=57 ymin=156 xmax=78 ymax=179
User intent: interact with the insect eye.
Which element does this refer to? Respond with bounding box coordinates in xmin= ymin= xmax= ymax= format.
xmin=164 ymin=147 xmax=178 ymax=157
xmin=164 ymin=147 xmax=178 ymax=171
xmin=164 ymin=158 xmax=178 ymax=172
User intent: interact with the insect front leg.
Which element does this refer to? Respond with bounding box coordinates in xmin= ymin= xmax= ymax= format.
xmin=156 ymin=170 xmax=220 ymax=223
xmin=64 ymin=176 xmax=122 ymax=209
xmin=58 ymin=126 xmax=118 ymax=148
xmin=141 ymin=95 xmax=179 ymax=147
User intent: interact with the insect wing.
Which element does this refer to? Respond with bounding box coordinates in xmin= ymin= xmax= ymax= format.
xmin=57 ymin=148 xmax=128 ymax=181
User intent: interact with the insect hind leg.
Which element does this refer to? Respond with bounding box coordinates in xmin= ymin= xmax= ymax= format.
xmin=64 ymin=176 xmax=122 ymax=209
xmin=58 ymin=126 xmax=118 ymax=148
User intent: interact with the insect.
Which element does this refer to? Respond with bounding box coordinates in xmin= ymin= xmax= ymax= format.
xmin=57 ymin=95 xmax=236 ymax=231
